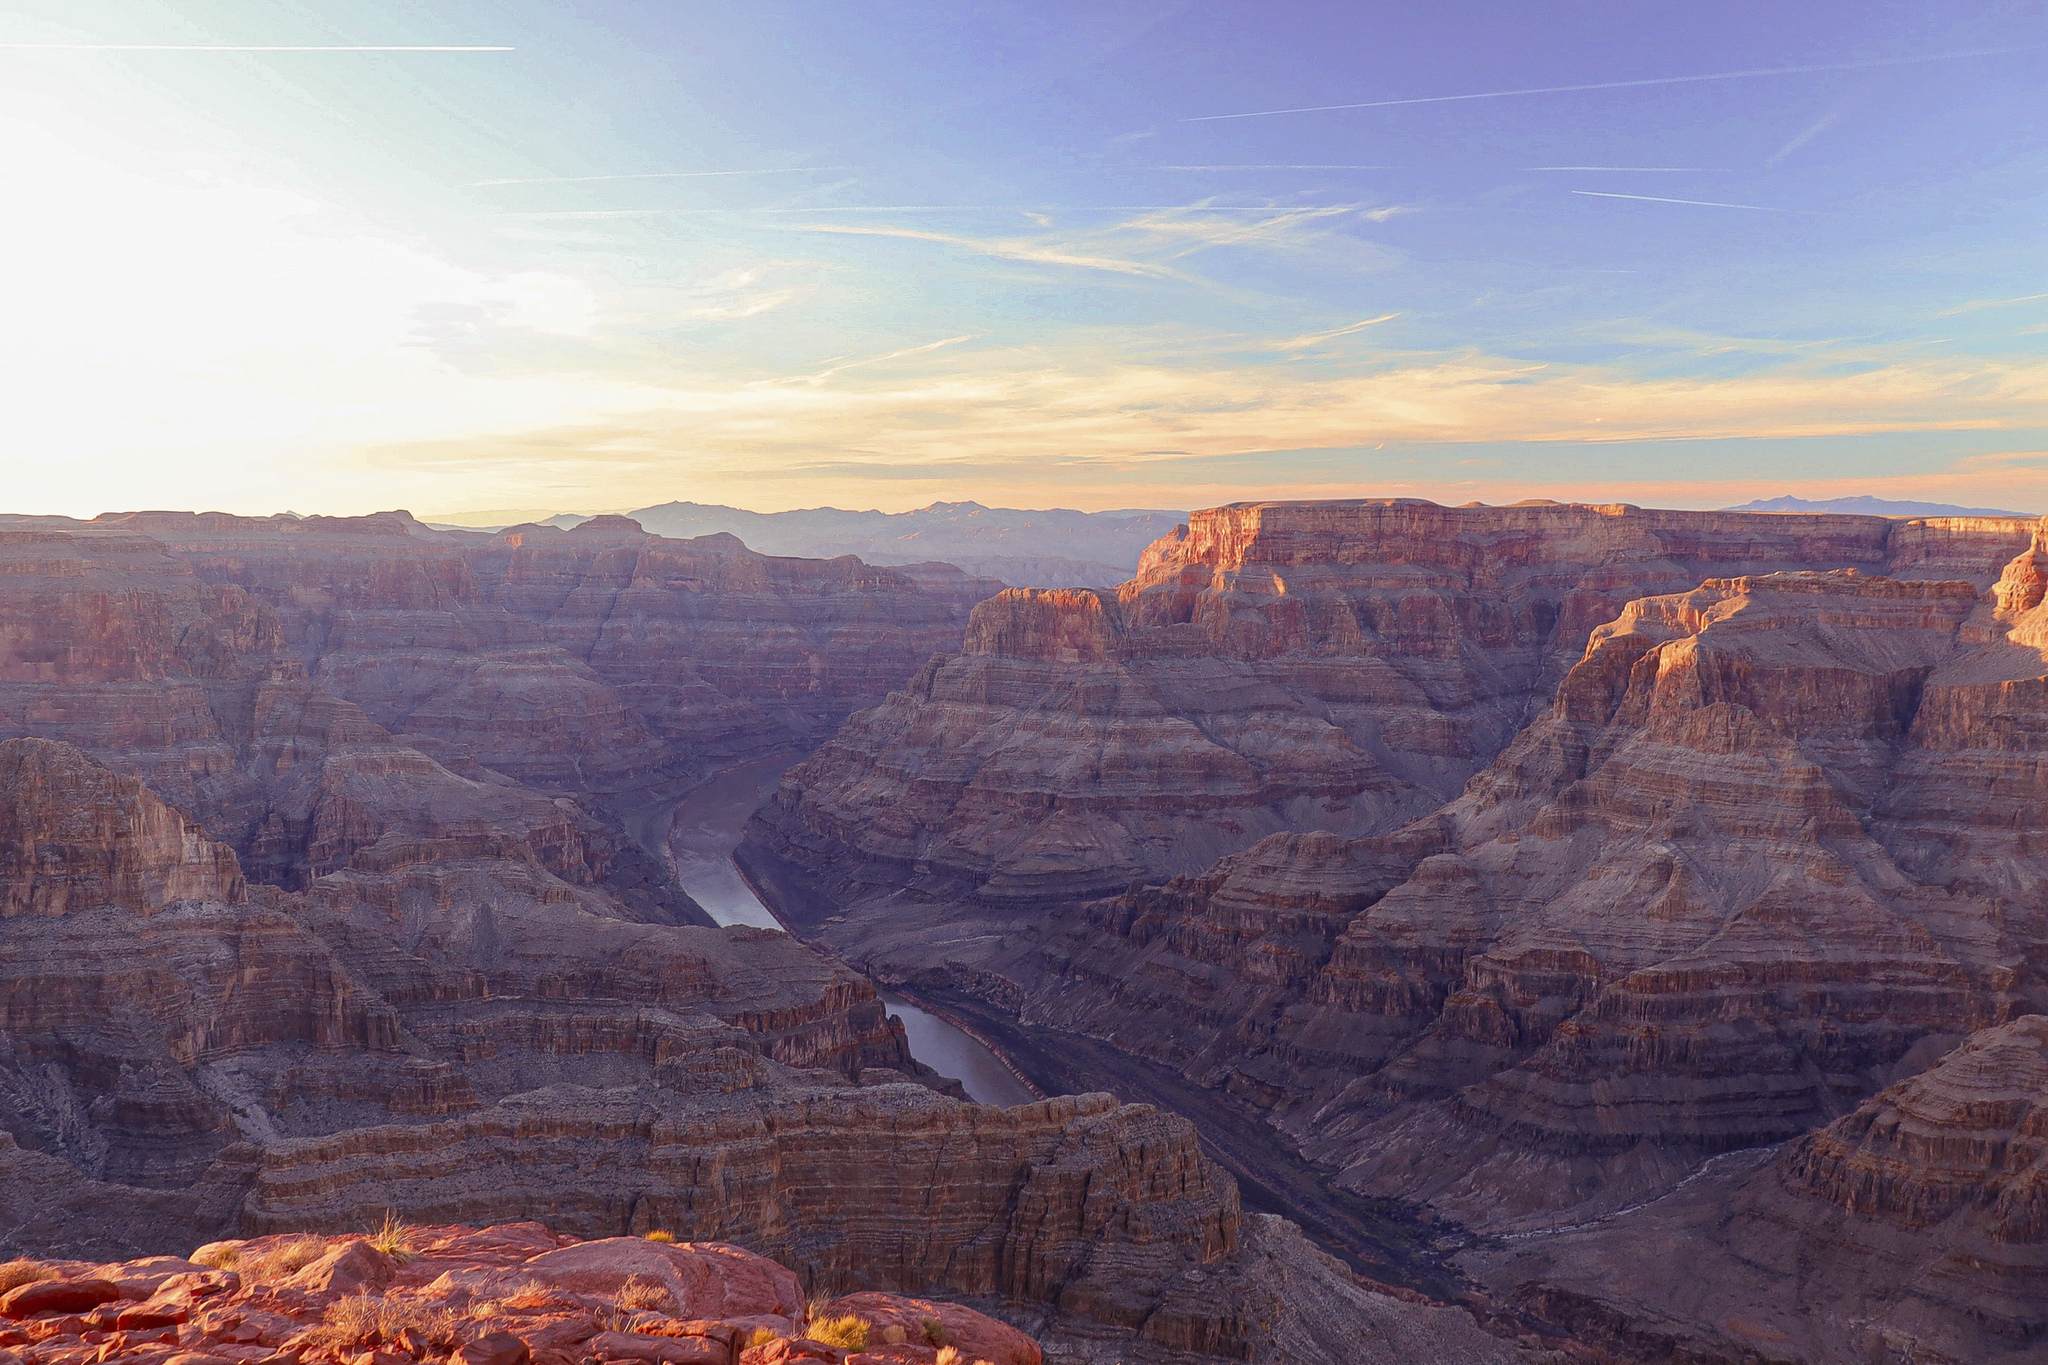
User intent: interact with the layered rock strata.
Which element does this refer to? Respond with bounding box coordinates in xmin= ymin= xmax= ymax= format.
xmin=751 ymin=500 xmax=2032 ymax=953
xmin=1465 ymin=1014 xmax=2048 ymax=1364
xmin=745 ymin=501 xmax=2048 ymax=1300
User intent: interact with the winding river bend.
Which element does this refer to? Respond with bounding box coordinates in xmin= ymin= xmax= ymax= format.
xmin=667 ymin=755 xmax=1037 ymax=1107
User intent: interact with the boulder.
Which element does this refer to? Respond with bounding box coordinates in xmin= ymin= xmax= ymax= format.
xmin=452 ymin=1331 xmax=533 ymax=1365
xmin=0 ymin=1279 xmax=121 ymax=1319
xmin=284 ymin=1242 xmax=396 ymax=1296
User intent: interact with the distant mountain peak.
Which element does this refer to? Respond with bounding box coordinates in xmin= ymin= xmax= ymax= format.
xmin=1724 ymin=494 xmax=2037 ymax=519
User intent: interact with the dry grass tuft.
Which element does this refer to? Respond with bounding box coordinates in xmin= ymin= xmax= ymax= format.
xmin=241 ymin=1237 xmax=326 ymax=1282
xmin=746 ymin=1327 xmax=777 ymax=1348
xmin=366 ymin=1212 xmax=418 ymax=1265
xmin=807 ymin=1315 xmax=869 ymax=1350
xmin=191 ymin=1245 xmax=241 ymax=1270
xmin=310 ymin=1292 xmax=463 ymax=1350
xmin=613 ymin=1276 xmax=674 ymax=1314
xmin=0 ymin=1260 xmax=56 ymax=1294
xmin=642 ymin=1229 xmax=677 ymax=1244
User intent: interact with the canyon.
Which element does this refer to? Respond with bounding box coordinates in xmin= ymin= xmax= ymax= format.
xmin=8 ymin=495 xmax=2048 ymax=1362
xmin=0 ymin=506 xmax=1556 ymax=1365
xmin=746 ymin=497 xmax=2048 ymax=1362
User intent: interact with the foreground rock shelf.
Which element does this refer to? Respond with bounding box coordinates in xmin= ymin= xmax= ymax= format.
xmin=0 ymin=1220 xmax=1042 ymax=1365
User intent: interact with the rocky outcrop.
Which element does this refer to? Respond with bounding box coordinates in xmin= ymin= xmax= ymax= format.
xmin=1465 ymin=1015 xmax=2048 ymax=1364
xmin=0 ymin=1221 xmax=1020 ymax=1365
xmin=0 ymin=1214 xmax=1559 ymax=1365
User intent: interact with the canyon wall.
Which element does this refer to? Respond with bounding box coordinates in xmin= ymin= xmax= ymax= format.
xmin=747 ymin=498 xmax=2048 ymax=1357
xmin=1466 ymin=1013 xmax=2048 ymax=1364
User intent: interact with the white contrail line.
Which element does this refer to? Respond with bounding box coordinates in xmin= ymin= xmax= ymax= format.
xmin=1151 ymin=164 xmax=1401 ymax=170
xmin=1182 ymin=46 xmax=2034 ymax=120
xmin=0 ymin=42 xmax=513 ymax=51
xmin=1527 ymin=166 xmax=1727 ymax=172
xmin=1572 ymin=189 xmax=1810 ymax=212
xmin=493 ymin=204 xmax=1364 ymax=217
xmin=468 ymin=167 xmax=853 ymax=187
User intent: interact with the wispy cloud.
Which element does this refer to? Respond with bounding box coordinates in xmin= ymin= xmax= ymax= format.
xmin=1182 ymin=46 xmax=2036 ymax=121
xmin=0 ymin=43 xmax=511 ymax=51
xmin=1940 ymin=291 xmax=2048 ymax=315
xmin=787 ymin=221 xmax=1197 ymax=280
xmin=466 ymin=167 xmax=855 ymax=187
xmin=1572 ymin=189 xmax=1812 ymax=213
xmin=770 ymin=335 xmax=975 ymax=385
xmin=1526 ymin=166 xmax=1726 ymax=172
xmin=1272 ymin=314 xmax=1401 ymax=349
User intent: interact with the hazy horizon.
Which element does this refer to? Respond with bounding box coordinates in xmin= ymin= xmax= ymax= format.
xmin=6 ymin=1 xmax=2044 ymax=517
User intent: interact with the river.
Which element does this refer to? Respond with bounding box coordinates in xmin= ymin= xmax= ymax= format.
xmin=666 ymin=755 xmax=1038 ymax=1107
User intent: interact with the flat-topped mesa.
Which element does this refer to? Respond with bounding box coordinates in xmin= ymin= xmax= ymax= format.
xmin=0 ymin=738 xmax=245 ymax=914
xmin=1135 ymin=498 xmax=2033 ymax=586
xmin=91 ymin=509 xmax=427 ymax=538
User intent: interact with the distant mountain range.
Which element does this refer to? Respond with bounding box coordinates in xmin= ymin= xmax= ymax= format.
xmin=427 ymin=500 xmax=1188 ymax=587
xmin=1724 ymin=494 xmax=2037 ymax=518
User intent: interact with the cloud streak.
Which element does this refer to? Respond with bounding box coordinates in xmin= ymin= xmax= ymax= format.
xmin=1182 ymin=46 xmax=2035 ymax=120
xmin=467 ymin=168 xmax=854 ymax=187
xmin=0 ymin=43 xmax=512 ymax=51
xmin=1572 ymin=189 xmax=1811 ymax=213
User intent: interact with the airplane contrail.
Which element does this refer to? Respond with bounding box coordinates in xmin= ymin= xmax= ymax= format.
xmin=0 ymin=43 xmax=513 ymax=51
xmin=1183 ymin=46 xmax=2033 ymax=121
xmin=469 ymin=168 xmax=854 ymax=187
xmin=1151 ymin=164 xmax=1401 ymax=171
xmin=1572 ymin=189 xmax=1809 ymax=212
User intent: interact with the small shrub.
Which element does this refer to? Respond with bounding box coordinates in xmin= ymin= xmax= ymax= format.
xmin=642 ymin=1229 xmax=677 ymax=1244
xmin=613 ymin=1275 xmax=673 ymax=1314
xmin=936 ymin=1348 xmax=962 ymax=1365
xmin=366 ymin=1212 xmax=418 ymax=1264
xmin=807 ymin=1315 xmax=869 ymax=1350
xmin=0 ymin=1260 xmax=56 ymax=1294
xmin=922 ymin=1316 xmax=948 ymax=1347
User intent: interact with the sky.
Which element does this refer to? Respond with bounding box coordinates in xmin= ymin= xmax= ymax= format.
xmin=2 ymin=0 xmax=2046 ymax=518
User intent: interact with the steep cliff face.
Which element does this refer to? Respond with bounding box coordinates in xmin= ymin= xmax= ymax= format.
xmin=1465 ymin=1015 xmax=2048 ymax=1365
xmin=0 ymin=738 xmax=244 ymax=914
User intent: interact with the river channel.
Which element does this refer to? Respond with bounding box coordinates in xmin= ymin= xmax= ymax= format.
xmin=666 ymin=755 xmax=1038 ymax=1107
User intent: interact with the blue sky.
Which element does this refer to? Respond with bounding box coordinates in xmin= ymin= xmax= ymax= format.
xmin=3 ymin=0 xmax=2045 ymax=516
